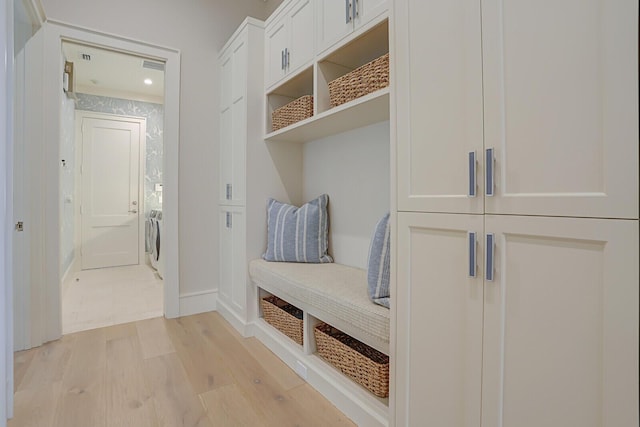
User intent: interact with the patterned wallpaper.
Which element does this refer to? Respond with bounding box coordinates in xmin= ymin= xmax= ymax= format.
xmin=75 ymin=93 xmax=164 ymax=217
xmin=60 ymin=92 xmax=76 ymax=275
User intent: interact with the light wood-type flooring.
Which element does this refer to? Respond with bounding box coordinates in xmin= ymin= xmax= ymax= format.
xmin=62 ymin=264 xmax=163 ymax=334
xmin=9 ymin=312 xmax=355 ymax=427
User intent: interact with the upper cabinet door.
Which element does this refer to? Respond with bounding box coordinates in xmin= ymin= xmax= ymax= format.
xmin=482 ymin=215 xmax=639 ymax=427
xmin=482 ymin=0 xmax=639 ymax=219
xmin=316 ymin=0 xmax=354 ymax=54
xmin=356 ymin=0 xmax=387 ymax=27
xmin=265 ymin=17 xmax=289 ymax=88
xmin=288 ymin=0 xmax=314 ymax=73
xmin=317 ymin=0 xmax=388 ymax=55
xmin=396 ymin=0 xmax=484 ymax=214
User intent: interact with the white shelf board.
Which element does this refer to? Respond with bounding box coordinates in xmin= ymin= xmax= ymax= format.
xmin=265 ymin=87 xmax=390 ymax=143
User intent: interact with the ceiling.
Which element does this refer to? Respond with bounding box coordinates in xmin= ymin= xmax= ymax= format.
xmin=62 ymin=41 xmax=165 ymax=103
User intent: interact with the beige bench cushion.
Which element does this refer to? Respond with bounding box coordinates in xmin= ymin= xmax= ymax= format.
xmin=249 ymin=259 xmax=390 ymax=352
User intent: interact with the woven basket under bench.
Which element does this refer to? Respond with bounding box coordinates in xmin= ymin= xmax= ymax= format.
xmin=271 ymin=95 xmax=314 ymax=131
xmin=261 ymin=295 xmax=304 ymax=345
xmin=314 ymin=323 xmax=389 ymax=398
xmin=328 ymin=52 xmax=389 ymax=108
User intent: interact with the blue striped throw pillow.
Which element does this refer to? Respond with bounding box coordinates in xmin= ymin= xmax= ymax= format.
xmin=367 ymin=213 xmax=390 ymax=308
xmin=263 ymin=194 xmax=333 ymax=263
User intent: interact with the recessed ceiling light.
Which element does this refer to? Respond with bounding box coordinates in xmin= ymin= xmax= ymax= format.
xmin=144 ymin=78 xmax=153 ymax=85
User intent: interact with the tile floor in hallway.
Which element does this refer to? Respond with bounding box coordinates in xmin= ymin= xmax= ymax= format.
xmin=62 ymin=263 xmax=163 ymax=335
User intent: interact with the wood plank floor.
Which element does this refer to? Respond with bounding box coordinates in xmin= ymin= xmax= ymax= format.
xmin=9 ymin=312 xmax=356 ymax=427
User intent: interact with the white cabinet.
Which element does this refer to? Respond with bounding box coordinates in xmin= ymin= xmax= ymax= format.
xmin=219 ymin=36 xmax=247 ymax=205
xmin=396 ymin=213 xmax=639 ymax=427
xmin=288 ymin=0 xmax=314 ymax=72
xmin=218 ymin=18 xmax=301 ymax=331
xmin=480 ymin=0 xmax=638 ymax=219
xmin=394 ymin=0 xmax=639 ymax=425
xmin=265 ymin=18 xmax=288 ymax=91
xmin=481 ymin=215 xmax=638 ymax=427
xmin=219 ymin=207 xmax=247 ymax=318
xmin=397 ymin=0 xmax=638 ymax=220
xmin=396 ymin=212 xmax=484 ymax=427
xmin=265 ymin=0 xmax=315 ymax=89
xmin=218 ymin=19 xmax=265 ymax=325
xmin=316 ymin=0 xmax=388 ymax=54
xmin=395 ymin=0 xmax=483 ymax=215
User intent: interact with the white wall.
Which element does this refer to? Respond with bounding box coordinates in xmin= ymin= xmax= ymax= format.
xmin=13 ymin=0 xmax=38 ymax=54
xmin=38 ymin=0 xmax=275 ymax=296
xmin=2 ymin=0 xmax=13 ymax=422
xmin=303 ymin=121 xmax=390 ymax=269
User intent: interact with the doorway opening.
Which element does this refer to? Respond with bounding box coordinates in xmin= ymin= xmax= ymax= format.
xmin=60 ymin=41 xmax=166 ymax=334
xmin=12 ymin=22 xmax=180 ymax=350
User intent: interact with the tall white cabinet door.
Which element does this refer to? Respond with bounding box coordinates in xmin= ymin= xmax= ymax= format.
xmin=231 ymin=38 xmax=247 ymax=104
xmin=231 ymin=39 xmax=247 ymax=204
xmin=396 ymin=212 xmax=484 ymax=427
xmin=230 ymin=98 xmax=247 ymax=204
xmin=316 ymin=0 xmax=354 ymax=54
xmin=220 ymin=53 xmax=232 ymax=110
xmin=220 ymin=39 xmax=248 ymax=206
xmin=219 ymin=207 xmax=247 ymax=316
xmin=219 ymin=107 xmax=232 ymax=204
xmin=396 ymin=0 xmax=484 ymax=214
xmin=482 ymin=0 xmax=639 ymax=219
xmin=482 ymin=215 xmax=639 ymax=427
xmin=218 ymin=207 xmax=233 ymax=302
xmin=219 ymin=53 xmax=233 ymax=204
xmin=287 ymin=0 xmax=314 ymax=73
xmin=265 ymin=17 xmax=288 ymax=88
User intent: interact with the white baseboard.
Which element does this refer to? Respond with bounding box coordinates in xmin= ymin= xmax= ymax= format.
xmin=249 ymin=319 xmax=389 ymax=427
xmin=216 ymin=299 xmax=251 ymax=337
xmin=179 ymin=290 xmax=217 ymax=317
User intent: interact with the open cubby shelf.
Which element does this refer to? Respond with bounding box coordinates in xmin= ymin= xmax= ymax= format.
xmin=256 ymin=287 xmax=390 ymax=405
xmin=265 ymin=87 xmax=389 ymax=142
xmin=265 ymin=18 xmax=390 ymax=141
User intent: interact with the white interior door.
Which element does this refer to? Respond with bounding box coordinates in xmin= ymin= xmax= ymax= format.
xmin=81 ymin=115 xmax=142 ymax=270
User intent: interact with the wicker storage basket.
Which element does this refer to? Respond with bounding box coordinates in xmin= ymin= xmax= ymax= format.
xmin=261 ymin=296 xmax=303 ymax=345
xmin=328 ymin=52 xmax=389 ymax=108
xmin=314 ymin=323 xmax=389 ymax=397
xmin=271 ymin=95 xmax=314 ymax=131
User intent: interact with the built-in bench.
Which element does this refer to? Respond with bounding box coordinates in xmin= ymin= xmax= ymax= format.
xmin=249 ymin=259 xmax=390 ymax=355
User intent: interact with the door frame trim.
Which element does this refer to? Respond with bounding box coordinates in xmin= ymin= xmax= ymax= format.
xmin=75 ymin=111 xmax=147 ymax=270
xmin=27 ymin=21 xmax=180 ymax=344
